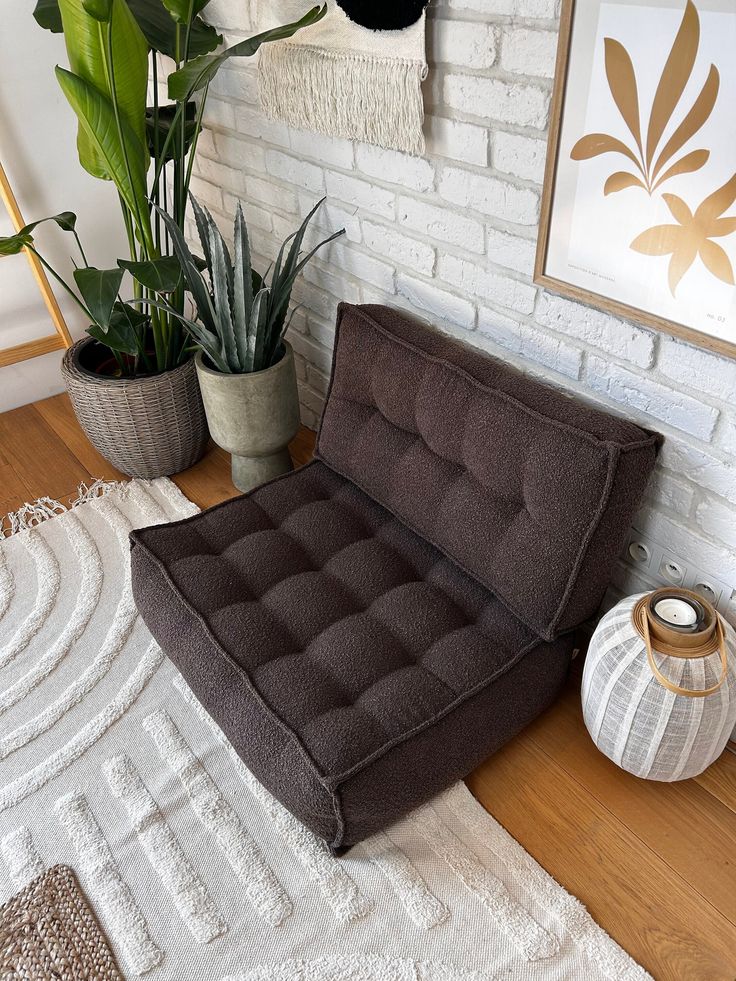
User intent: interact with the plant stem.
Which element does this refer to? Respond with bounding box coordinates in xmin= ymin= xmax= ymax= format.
xmin=152 ymin=101 xmax=187 ymax=190
xmin=179 ymin=3 xmax=195 ymax=226
xmin=72 ymin=230 xmax=90 ymax=268
xmin=119 ymin=193 xmax=137 ymax=264
xmin=104 ymin=19 xmax=162 ymax=368
xmin=184 ymin=80 xmax=208 ymax=201
xmin=119 ymin=191 xmax=145 ymax=346
xmin=102 ymin=20 xmax=155 ymax=260
xmin=162 ymin=167 xmax=170 ymax=254
xmin=26 ymin=245 xmax=94 ymax=321
xmin=151 ymin=51 xmax=162 ymax=253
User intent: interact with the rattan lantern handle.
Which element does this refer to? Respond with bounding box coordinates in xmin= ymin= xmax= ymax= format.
xmin=642 ymin=613 xmax=728 ymax=698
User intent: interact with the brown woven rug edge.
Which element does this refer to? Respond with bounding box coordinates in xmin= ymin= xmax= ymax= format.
xmin=0 ymin=864 xmax=122 ymax=980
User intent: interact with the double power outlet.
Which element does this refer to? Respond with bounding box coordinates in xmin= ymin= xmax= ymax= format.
xmin=623 ymin=528 xmax=731 ymax=614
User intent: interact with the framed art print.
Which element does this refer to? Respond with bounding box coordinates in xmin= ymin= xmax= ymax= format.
xmin=535 ymin=0 xmax=736 ymax=359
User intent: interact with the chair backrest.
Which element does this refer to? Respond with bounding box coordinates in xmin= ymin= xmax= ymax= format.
xmin=316 ymin=304 xmax=662 ymax=641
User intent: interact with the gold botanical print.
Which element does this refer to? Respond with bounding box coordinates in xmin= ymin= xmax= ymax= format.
xmin=571 ymin=1 xmax=719 ymax=195
xmin=631 ymin=174 xmax=736 ymax=295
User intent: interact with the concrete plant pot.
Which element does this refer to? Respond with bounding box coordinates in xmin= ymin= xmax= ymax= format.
xmin=195 ymin=343 xmax=301 ymax=493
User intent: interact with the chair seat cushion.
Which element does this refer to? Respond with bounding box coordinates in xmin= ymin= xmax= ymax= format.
xmin=131 ymin=461 xmax=572 ymax=848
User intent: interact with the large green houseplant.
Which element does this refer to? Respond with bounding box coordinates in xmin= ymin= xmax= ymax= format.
xmin=0 ymin=0 xmax=326 ymax=478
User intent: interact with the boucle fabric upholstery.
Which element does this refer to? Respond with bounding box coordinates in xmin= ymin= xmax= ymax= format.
xmin=131 ymin=303 xmax=661 ymax=848
xmin=318 ymin=305 xmax=663 ymax=641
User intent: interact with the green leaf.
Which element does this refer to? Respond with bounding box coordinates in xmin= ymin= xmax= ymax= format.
xmin=111 ymin=299 xmax=149 ymax=330
xmin=266 ymin=197 xmax=343 ymax=353
xmin=36 ymin=0 xmax=221 ymax=54
xmin=232 ymin=202 xmax=253 ymax=368
xmin=138 ymin=295 xmax=229 ymax=372
xmin=249 ymin=287 xmax=270 ymax=372
xmin=208 ymin=225 xmax=237 ymax=370
xmin=189 ymin=193 xmax=214 ymax=270
xmin=126 ymin=0 xmax=221 ymax=57
xmin=118 ymin=256 xmax=182 ymax=292
xmin=73 ymin=266 xmax=124 ymax=327
xmin=0 ymin=234 xmax=34 ymax=257
xmin=57 ymin=0 xmax=149 ymax=180
xmin=87 ymin=301 xmax=147 ymax=355
xmin=33 ymin=0 xmax=63 ymax=32
xmin=161 ymin=0 xmax=210 ymax=24
xmin=167 ymin=5 xmax=327 ymax=100
xmin=266 ymin=221 xmax=343 ymax=362
xmin=20 ymin=211 xmax=78 ymax=235
xmin=145 ymin=102 xmax=197 ymax=159
xmin=56 ymin=68 xmax=149 ymax=232
xmin=155 ymin=205 xmax=219 ymax=333
xmin=0 ymin=212 xmax=78 ymax=257
xmin=87 ymin=322 xmax=135 ymax=355
xmin=82 ymin=0 xmax=113 ymax=21
xmin=190 ymin=194 xmax=235 ymax=302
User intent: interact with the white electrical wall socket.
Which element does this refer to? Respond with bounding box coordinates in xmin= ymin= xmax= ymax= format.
xmin=621 ymin=527 xmax=732 ymax=615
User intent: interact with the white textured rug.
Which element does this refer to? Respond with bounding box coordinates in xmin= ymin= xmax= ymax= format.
xmin=0 ymin=479 xmax=649 ymax=981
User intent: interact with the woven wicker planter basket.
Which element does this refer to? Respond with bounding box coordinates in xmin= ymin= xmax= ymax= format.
xmin=62 ymin=338 xmax=209 ymax=479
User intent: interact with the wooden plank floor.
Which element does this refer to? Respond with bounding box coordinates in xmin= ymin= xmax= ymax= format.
xmin=2 ymin=392 xmax=735 ymax=979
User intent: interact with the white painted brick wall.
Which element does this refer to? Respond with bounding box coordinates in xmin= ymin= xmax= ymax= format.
xmin=196 ymin=1 xmax=736 ymax=621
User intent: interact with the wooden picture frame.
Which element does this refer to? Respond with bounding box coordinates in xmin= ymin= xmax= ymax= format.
xmin=0 ymin=159 xmax=72 ymax=369
xmin=535 ymin=0 xmax=736 ymax=361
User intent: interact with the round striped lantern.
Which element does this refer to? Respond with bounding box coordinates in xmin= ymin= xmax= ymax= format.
xmin=582 ymin=588 xmax=736 ymax=781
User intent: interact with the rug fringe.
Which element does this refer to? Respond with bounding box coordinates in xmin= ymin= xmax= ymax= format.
xmin=0 ymin=479 xmax=127 ymax=539
xmin=259 ymin=44 xmax=427 ymax=155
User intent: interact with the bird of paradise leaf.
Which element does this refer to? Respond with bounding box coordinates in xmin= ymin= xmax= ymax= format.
xmin=571 ymin=1 xmax=720 ymax=196
xmin=630 ymin=173 xmax=736 ymax=295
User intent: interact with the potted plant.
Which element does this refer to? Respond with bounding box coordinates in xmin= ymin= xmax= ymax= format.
xmin=0 ymin=0 xmax=326 ymax=479
xmin=142 ymin=195 xmax=343 ymax=490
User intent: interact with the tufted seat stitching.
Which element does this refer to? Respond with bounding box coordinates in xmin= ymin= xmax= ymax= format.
xmin=204 ymin=505 xmax=481 ymax=690
xmin=261 ymin=567 xmax=471 ymax=720
xmin=321 ymin=394 xmax=587 ymax=583
xmin=283 ymin=653 xmax=361 ymax=723
xmin=325 ymin=307 xmax=650 ymax=449
xmin=131 ymin=461 xmax=543 ymax=788
xmin=132 ymin=521 xmax=338 ymax=784
xmin=142 ymin=510 xmax=547 ymax=799
xmin=356 ymin=611 xmax=460 ymax=691
xmin=316 ymin=303 xmax=662 ymax=640
xmin=319 ymin=449 xmax=570 ymax=640
xmin=323 ymin=632 xmax=543 ymax=789
xmin=320 ymin=437 xmax=589 ymax=640
xmin=143 ymin=524 xmax=454 ymax=783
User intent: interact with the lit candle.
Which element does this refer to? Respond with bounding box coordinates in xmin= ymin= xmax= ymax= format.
xmin=653 ymin=597 xmax=699 ymax=629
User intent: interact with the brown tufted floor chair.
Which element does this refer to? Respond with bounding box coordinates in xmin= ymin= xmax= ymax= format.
xmin=130 ymin=304 xmax=662 ymax=850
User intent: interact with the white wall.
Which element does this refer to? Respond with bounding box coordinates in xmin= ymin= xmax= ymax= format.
xmin=0 ymin=5 xmax=123 ymax=411
xmin=192 ymin=0 xmax=736 ymax=622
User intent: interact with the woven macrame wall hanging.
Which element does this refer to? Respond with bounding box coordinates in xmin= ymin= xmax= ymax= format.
xmin=258 ymin=0 xmax=430 ymax=155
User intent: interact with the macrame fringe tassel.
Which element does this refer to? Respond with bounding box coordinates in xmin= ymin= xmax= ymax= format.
xmin=0 ymin=479 xmax=127 ymax=539
xmin=259 ymin=44 xmax=427 ymax=156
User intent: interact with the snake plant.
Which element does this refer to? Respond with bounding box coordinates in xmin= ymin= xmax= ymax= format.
xmin=151 ymin=196 xmax=344 ymax=374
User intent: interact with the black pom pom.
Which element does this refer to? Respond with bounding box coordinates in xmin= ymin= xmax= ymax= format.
xmin=336 ymin=0 xmax=430 ymax=31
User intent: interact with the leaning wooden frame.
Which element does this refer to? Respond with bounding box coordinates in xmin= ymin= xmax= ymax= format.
xmin=0 ymin=159 xmax=73 ymax=369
